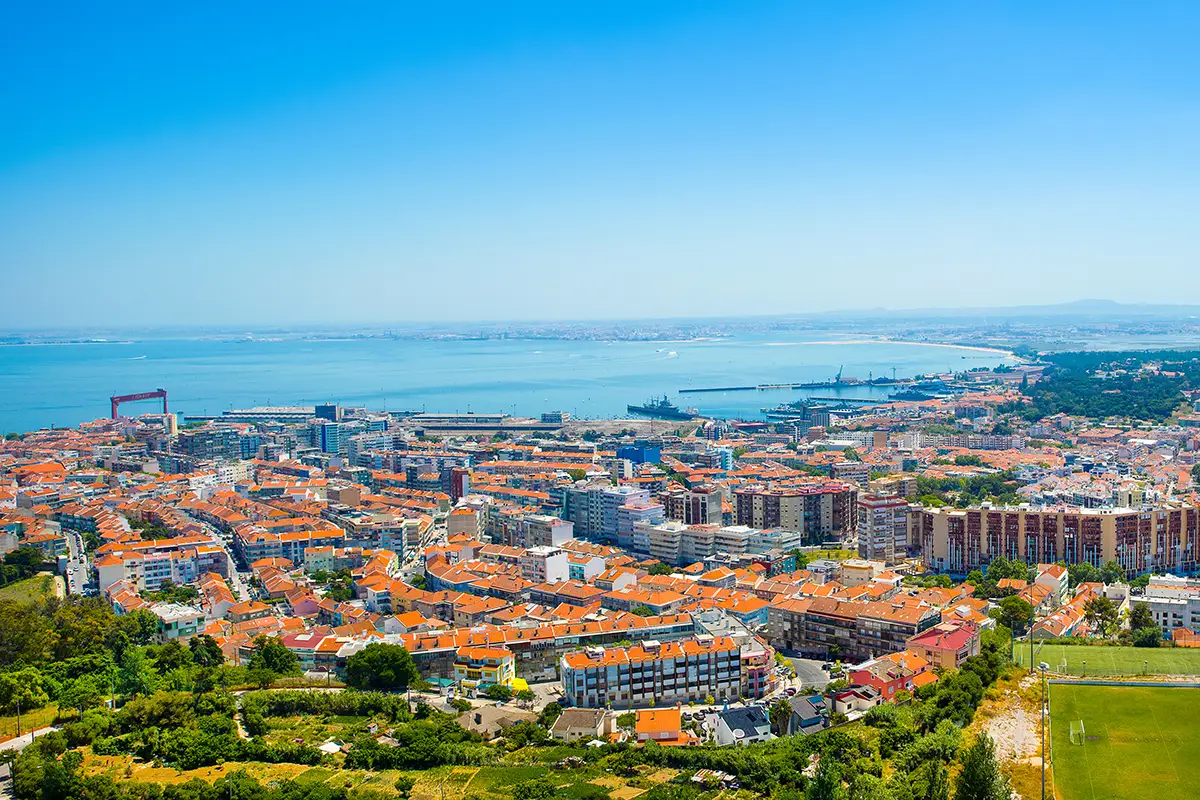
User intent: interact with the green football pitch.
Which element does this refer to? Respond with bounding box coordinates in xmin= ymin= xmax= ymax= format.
xmin=1050 ymin=683 xmax=1200 ymax=800
xmin=1015 ymin=642 xmax=1200 ymax=676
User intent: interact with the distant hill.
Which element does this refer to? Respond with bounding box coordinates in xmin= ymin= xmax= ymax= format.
xmin=805 ymin=299 xmax=1200 ymax=321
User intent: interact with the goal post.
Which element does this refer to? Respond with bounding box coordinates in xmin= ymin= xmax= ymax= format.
xmin=1069 ymin=720 xmax=1086 ymax=745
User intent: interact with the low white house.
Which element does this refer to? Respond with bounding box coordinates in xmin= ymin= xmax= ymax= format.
xmin=708 ymin=706 xmax=774 ymax=746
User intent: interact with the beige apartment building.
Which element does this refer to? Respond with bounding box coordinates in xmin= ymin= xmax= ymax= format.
xmin=913 ymin=503 xmax=1200 ymax=577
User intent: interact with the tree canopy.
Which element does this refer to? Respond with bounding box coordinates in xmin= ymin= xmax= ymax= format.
xmin=343 ymin=642 xmax=419 ymax=691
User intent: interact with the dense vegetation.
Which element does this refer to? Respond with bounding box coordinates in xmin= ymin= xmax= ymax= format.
xmin=910 ymin=472 xmax=1023 ymax=508
xmin=1008 ymin=372 xmax=1185 ymax=422
xmin=1 ymin=546 xmax=51 ymax=585
xmin=999 ymin=350 xmax=1200 ymax=422
xmin=1041 ymin=350 xmax=1200 ymax=375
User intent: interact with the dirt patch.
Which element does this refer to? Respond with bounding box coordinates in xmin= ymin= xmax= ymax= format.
xmin=609 ymin=787 xmax=646 ymax=800
xmin=976 ymin=675 xmax=1042 ymax=763
xmin=986 ymin=704 xmax=1039 ymax=763
xmin=643 ymin=769 xmax=678 ymax=785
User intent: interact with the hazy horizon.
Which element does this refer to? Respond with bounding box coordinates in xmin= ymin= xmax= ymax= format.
xmin=5 ymin=297 xmax=1200 ymax=338
xmin=4 ymin=2 xmax=1200 ymax=327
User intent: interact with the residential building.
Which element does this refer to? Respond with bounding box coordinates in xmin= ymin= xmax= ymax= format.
xmin=848 ymin=651 xmax=935 ymax=700
xmin=549 ymin=708 xmax=615 ymax=742
xmin=453 ymin=645 xmax=516 ymax=690
xmin=635 ymin=707 xmax=700 ymax=746
xmin=519 ymin=546 xmax=570 ymax=584
xmin=857 ymin=494 xmax=910 ymax=564
xmin=709 ymin=706 xmax=774 ymax=746
xmin=905 ymin=619 xmax=981 ymax=670
xmin=786 ymin=695 xmax=829 ymax=735
xmin=914 ymin=503 xmax=1200 ymax=577
xmin=733 ymin=483 xmax=858 ymax=543
xmin=517 ymin=514 xmax=574 ymax=549
xmin=658 ymin=485 xmax=724 ymax=526
xmin=560 ymin=635 xmax=742 ymax=708
xmin=150 ymin=603 xmax=205 ymax=643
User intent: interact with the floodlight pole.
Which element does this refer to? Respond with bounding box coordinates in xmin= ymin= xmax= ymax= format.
xmin=1040 ymin=665 xmax=1046 ymax=800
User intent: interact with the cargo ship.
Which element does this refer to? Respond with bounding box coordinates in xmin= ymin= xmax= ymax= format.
xmin=627 ymin=396 xmax=700 ymax=420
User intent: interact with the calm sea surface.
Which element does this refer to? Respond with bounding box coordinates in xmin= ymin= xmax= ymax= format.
xmin=0 ymin=333 xmax=1016 ymax=433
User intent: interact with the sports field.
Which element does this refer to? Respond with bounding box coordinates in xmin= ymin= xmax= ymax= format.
xmin=1015 ymin=642 xmax=1200 ymax=676
xmin=1050 ymin=683 xmax=1200 ymax=800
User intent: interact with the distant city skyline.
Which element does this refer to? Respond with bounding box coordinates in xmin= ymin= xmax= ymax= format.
xmin=3 ymin=2 xmax=1200 ymax=326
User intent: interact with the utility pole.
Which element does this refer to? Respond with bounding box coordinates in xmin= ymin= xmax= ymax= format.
xmin=1040 ymin=664 xmax=1047 ymax=800
xmin=1029 ymin=605 xmax=1035 ymax=671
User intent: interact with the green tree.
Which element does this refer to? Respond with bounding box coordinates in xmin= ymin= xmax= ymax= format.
xmin=630 ymin=604 xmax=655 ymax=617
xmin=995 ymin=596 xmax=1033 ymax=636
xmin=848 ymin=774 xmax=891 ymax=800
xmin=0 ymin=668 xmax=49 ymax=713
xmin=248 ymin=635 xmax=300 ymax=677
xmin=2 ymin=548 xmax=48 ymax=582
xmin=769 ymin=697 xmax=792 ymax=736
xmin=116 ymin=647 xmax=159 ymax=697
xmin=1066 ymin=561 xmax=1100 ymax=588
xmin=58 ymin=675 xmax=106 ymax=712
xmin=513 ymin=778 xmax=558 ymax=800
xmin=953 ymin=733 xmax=1009 ymax=800
xmin=538 ymin=702 xmax=563 ymax=728
xmin=806 ymin=756 xmax=845 ymax=800
xmin=1129 ymin=601 xmax=1155 ymax=631
xmin=1083 ymin=596 xmax=1118 ymax=637
xmin=150 ymin=639 xmax=193 ymax=673
xmin=616 ymin=711 xmax=636 ymax=730
xmin=965 ymin=569 xmax=994 ymax=599
xmin=920 ymin=759 xmax=951 ymax=800
xmin=567 ymin=469 xmax=588 ymax=482
xmin=1132 ymin=626 xmax=1161 ymax=648
xmin=343 ymin=643 xmax=418 ymax=690
xmin=189 ymin=634 xmax=225 ymax=667
xmin=484 ymin=684 xmax=513 ymax=702
xmin=647 ymin=563 xmax=674 ymax=576
xmin=787 ymin=549 xmax=811 ymax=570
xmin=1099 ymin=560 xmax=1125 ymax=585
xmin=395 ymin=776 xmax=416 ymax=796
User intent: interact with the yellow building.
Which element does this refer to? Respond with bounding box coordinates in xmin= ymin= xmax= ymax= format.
xmin=453 ymin=645 xmax=516 ymax=689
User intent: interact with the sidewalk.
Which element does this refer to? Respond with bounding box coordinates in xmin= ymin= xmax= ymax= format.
xmin=0 ymin=725 xmax=58 ymax=752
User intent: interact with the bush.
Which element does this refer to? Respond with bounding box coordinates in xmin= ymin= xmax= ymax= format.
xmin=241 ymin=689 xmax=411 ymax=722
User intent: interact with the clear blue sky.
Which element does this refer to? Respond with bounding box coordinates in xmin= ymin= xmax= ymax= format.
xmin=2 ymin=1 xmax=1199 ymax=327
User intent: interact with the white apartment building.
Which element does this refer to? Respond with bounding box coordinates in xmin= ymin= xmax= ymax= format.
xmin=520 ymin=546 xmax=570 ymax=584
xmin=1142 ymin=575 xmax=1200 ymax=633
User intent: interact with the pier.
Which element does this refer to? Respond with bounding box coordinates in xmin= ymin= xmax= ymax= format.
xmin=680 ymin=378 xmax=912 ymax=394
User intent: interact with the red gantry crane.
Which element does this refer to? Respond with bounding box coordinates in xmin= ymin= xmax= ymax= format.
xmin=110 ymin=388 xmax=168 ymax=419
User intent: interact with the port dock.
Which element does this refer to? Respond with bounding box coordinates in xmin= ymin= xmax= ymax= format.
xmin=680 ymin=379 xmax=911 ymax=394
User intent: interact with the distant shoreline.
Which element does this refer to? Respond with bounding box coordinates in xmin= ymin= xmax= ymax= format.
xmin=764 ymin=338 xmax=1017 ymax=358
